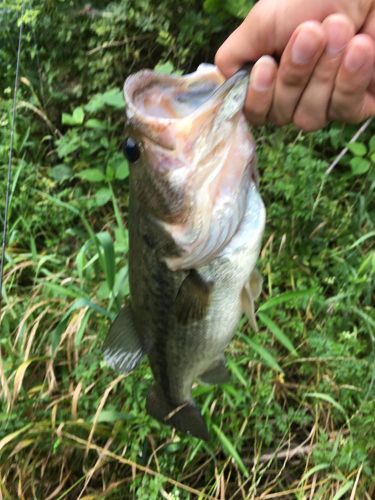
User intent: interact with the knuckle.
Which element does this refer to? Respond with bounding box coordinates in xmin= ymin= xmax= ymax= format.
xmin=245 ymin=111 xmax=266 ymax=126
xmin=246 ymin=104 xmax=267 ymax=122
xmin=269 ymin=113 xmax=290 ymax=127
xmin=329 ymin=96 xmax=364 ymax=123
xmin=329 ymin=106 xmax=362 ymax=124
xmin=293 ymin=109 xmax=325 ymax=131
xmin=249 ymin=118 xmax=266 ymax=127
xmin=279 ymin=68 xmax=306 ymax=87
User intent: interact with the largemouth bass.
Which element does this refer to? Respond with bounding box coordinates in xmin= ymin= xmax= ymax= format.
xmin=104 ymin=64 xmax=266 ymax=440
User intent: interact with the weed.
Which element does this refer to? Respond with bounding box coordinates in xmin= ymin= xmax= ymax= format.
xmin=1 ymin=1 xmax=374 ymax=498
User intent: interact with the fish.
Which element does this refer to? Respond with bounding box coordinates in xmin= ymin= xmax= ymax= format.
xmin=103 ymin=63 xmax=266 ymax=440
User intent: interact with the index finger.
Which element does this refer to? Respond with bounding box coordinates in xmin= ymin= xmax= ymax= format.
xmin=214 ymin=0 xmax=345 ymax=77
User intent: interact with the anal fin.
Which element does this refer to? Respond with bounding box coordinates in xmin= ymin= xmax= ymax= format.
xmin=103 ymin=304 xmax=145 ymax=373
xmin=146 ymin=385 xmax=210 ymax=441
xmin=198 ymin=357 xmax=230 ymax=385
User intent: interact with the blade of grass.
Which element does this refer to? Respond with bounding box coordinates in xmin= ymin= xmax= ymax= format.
xmin=332 ymin=480 xmax=354 ymax=500
xmin=212 ymin=425 xmax=249 ymax=477
xmin=227 ymin=359 xmax=248 ymax=387
xmin=96 ymin=231 xmax=115 ymax=292
xmin=246 ymin=338 xmax=283 ymax=373
xmin=258 ymin=312 xmax=297 ymax=356
xmin=300 ymin=463 xmax=330 ymax=483
xmin=258 ymin=288 xmax=316 ymax=312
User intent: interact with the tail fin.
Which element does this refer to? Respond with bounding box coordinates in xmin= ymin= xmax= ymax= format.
xmin=146 ymin=385 xmax=210 ymax=441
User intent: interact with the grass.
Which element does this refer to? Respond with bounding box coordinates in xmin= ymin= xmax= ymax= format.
xmin=1 ymin=2 xmax=375 ymax=498
xmin=1 ymin=115 xmax=374 ymax=498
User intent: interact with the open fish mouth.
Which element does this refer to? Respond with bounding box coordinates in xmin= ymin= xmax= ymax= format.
xmin=124 ymin=64 xmax=251 ymax=149
xmin=123 ymin=64 xmax=256 ymax=270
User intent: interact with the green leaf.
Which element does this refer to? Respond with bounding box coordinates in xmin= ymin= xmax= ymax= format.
xmin=107 ymin=153 xmax=128 ymax=181
xmin=85 ymin=118 xmax=107 ymax=130
xmin=350 ymin=157 xmax=370 ymax=175
xmin=62 ymin=106 xmax=85 ymax=125
xmin=246 ymin=338 xmax=283 ymax=373
xmin=224 ymin=0 xmax=251 ymax=18
xmin=369 ymin=135 xmax=375 ymax=153
xmin=332 ymin=481 xmax=354 ymax=500
xmin=347 ymin=142 xmax=367 ymax=157
xmin=78 ymin=168 xmax=105 ymax=182
xmin=49 ymin=164 xmax=72 ymax=181
xmin=74 ymin=310 xmax=91 ymax=347
xmin=113 ymin=265 xmax=129 ymax=300
xmin=300 ymin=463 xmax=330 ymax=482
xmin=203 ymin=0 xmax=250 ymax=18
xmin=94 ymin=187 xmax=112 ymax=206
xmin=43 ymin=282 xmax=89 ymax=300
xmin=114 ymin=227 xmax=129 ymax=253
xmin=346 ymin=230 xmax=375 ymax=251
xmin=75 ymin=240 xmax=91 ymax=285
xmin=154 ymin=61 xmax=175 ymax=74
xmin=212 ymin=425 xmax=249 ymax=477
xmin=258 ymin=288 xmax=316 ymax=312
xmin=305 ymin=392 xmax=347 ymax=417
xmin=56 ymin=134 xmax=81 ymax=158
xmin=227 ymin=359 xmax=248 ymax=387
xmin=115 ymin=160 xmax=129 ymax=180
xmin=258 ymin=312 xmax=297 ymax=356
xmin=96 ymin=231 xmax=116 ymax=291
xmin=84 ymin=88 xmax=124 ymax=112
xmin=92 ymin=409 xmax=129 ymax=423
xmin=85 ymin=93 xmax=106 ymax=113
xmin=101 ymin=88 xmax=124 ymax=108
xmin=51 ymin=297 xmax=112 ymax=352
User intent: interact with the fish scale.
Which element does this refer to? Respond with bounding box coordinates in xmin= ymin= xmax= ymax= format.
xmin=103 ymin=64 xmax=265 ymax=440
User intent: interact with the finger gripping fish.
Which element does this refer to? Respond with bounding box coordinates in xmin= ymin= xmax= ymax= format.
xmin=103 ymin=64 xmax=266 ymax=440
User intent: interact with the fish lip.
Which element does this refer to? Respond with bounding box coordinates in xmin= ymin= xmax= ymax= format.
xmin=123 ymin=64 xmax=252 ymax=126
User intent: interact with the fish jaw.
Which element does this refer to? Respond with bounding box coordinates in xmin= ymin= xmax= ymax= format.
xmin=124 ymin=64 xmax=257 ymax=269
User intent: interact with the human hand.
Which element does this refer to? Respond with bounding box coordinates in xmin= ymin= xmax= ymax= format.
xmin=215 ymin=0 xmax=375 ymax=130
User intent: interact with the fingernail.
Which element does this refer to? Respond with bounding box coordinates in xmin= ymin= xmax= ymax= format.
xmin=326 ymin=18 xmax=352 ymax=56
xmin=292 ymin=23 xmax=322 ymax=65
xmin=344 ymin=43 xmax=368 ymax=72
xmin=250 ymin=56 xmax=275 ymax=91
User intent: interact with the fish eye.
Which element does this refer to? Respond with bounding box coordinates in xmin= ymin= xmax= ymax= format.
xmin=122 ymin=137 xmax=140 ymax=163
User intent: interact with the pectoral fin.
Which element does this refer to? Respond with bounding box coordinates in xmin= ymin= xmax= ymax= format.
xmin=103 ymin=304 xmax=145 ymax=373
xmin=242 ymin=268 xmax=263 ymax=331
xmin=175 ymin=270 xmax=213 ymax=325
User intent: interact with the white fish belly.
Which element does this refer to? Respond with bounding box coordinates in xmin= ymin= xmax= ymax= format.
xmin=170 ymin=184 xmax=266 ymax=395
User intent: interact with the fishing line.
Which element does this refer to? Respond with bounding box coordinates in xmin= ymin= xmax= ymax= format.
xmin=0 ymin=1 xmax=25 ymax=309
xmin=312 ymin=117 xmax=373 ymax=215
